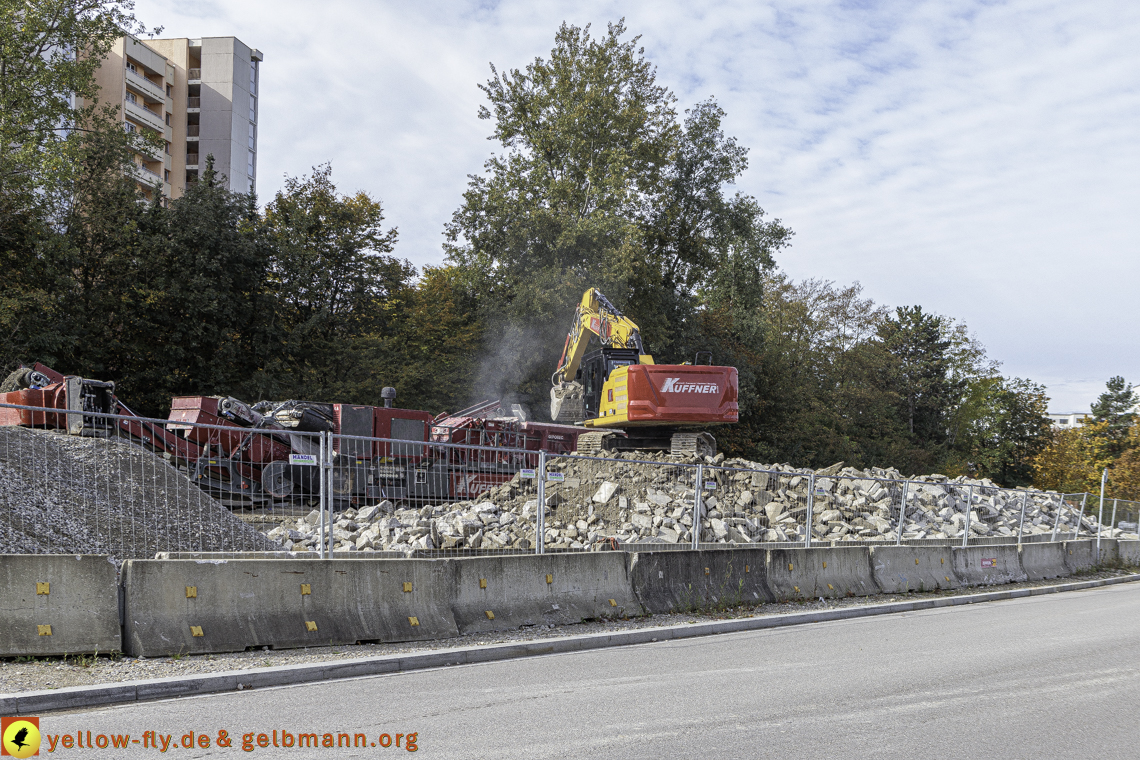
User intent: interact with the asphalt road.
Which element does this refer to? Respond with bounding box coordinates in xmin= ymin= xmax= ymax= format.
xmin=39 ymin=583 xmax=1140 ymax=759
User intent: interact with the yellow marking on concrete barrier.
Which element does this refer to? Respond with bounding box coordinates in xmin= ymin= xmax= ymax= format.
xmin=479 ymin=578 xmax=488 ymax=589
xmin=827 ymin=584 xmax=834 ymax=590
xmin=745 ymin=565 xmax=750 ymax=573
xmin=788 ymin=563 xmax=794 ymax=571
xmin=823 ymin=561 xmax=827 ymax=569
xmin=793 ymin=586 xmax=800 ymax=593
xmin=609 ymin=599 xmax=617 ymax=607
xmin=941 ymin=558 xmax=945 ymax=565
xmin=36 ymin=582 xmax=49 ymax=595
xmin=546 ymin=574 xmax=553 ymax=584
xmin=485 ymin=611 xmax=495 ymax=620
xmin=37 ymin=624 xmax=51 ymax=636
xmin=915 ymin=559 xmax=920 ymax=565
xmin=403 ymin=582 xmax=413 ymax=593
xmin=300 ymin=584 xmax=311 ymax=595
xmin=945 ymin=576 xmax=951 ymax=582
xmin=305 ymin=621 xmax=318 ymax=632
xmin=190 ymin=626 xmax=203 ymax=637
xmin=185 ymin=586 xmax=197 ymax=598
xmin=408 ymin=617 xmax=420 ymax=627
xmin=1069 ymin=550 xmax=1073 ymax=555
xmin=704 ymin=567 xmax=710 ymax=575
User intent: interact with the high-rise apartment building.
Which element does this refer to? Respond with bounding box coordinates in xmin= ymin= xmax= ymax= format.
xmin=91 ymin=36 xmax=175 ymax=201
xmin=91 ymin=34 xmax=263 ymax=202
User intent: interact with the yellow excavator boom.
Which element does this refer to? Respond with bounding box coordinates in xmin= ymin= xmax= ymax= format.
xmin=552 ymin=288 xmax=643 ymax=386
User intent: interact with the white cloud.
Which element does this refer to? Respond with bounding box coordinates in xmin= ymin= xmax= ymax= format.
xmin=134 ymin=0 xmax=1140 ymax=413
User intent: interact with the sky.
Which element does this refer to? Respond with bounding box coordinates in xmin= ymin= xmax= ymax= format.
xmin=136 ymin=0 xmax=1140 ymax=413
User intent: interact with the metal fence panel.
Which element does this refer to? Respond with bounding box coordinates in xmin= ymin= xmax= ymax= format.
xmin=3 ymin=400 xmax=1139 ymax=564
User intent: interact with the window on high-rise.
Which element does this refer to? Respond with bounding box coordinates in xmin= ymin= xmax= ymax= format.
xmin=248 ymin=123 xmax=256 ymax=151
xmin=247 ymin=150 xmax=255 ymax=177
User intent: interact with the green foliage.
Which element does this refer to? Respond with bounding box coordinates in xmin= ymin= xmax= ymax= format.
xmin=947 ymin=376 xmax=1051 ymax=486
xmin=1033 ymin=420 xmax=1114 ymax=494
xmin=260 ymin=163 xmax=412 ymax=403
xmin=445 ymin=20 xmax=789 ymax=410
xmin=0 ymin=0 xmax=154 ymax=210
xmin=878 ymin=305 xmax=953 ymax=451
xmin=1090 ymin=376 xmax=1136 ymax=458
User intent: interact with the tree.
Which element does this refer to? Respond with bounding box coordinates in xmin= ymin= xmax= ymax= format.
xmin=0 ymin=0 xmax=153 ymax=210
xmin=946 ymin=376 xmax=1051 ymax=486
xmin=1110 ymin=424 xmax=1140 ymax=501
xmin=877 ymin=306 xmax=953 ymax=454
xmin=741 ymin=273 xmax=907 ymax=468
xmin=262 ymin=164 xmax=413 ymax=402
xmin=1032 ymin=420 xmax=1114 ymax=494
xmin=1090 ymin=376 xmax=1136 ymax=458
xmin=445 ymin=20 xmax=789 ymax=415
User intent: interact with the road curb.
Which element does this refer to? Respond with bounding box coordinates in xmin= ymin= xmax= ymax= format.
xmin=6 ymin=572 xmax=1139 ymax=715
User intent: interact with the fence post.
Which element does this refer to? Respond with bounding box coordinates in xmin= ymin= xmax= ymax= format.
xmin=1051 ymin=494 xmax=1064 ymax=542
xmin=326 ymin=432 xmax=335 ymax=557
xmin=318 ymin=431 xmax=327 ymax=560
xmin=1073 ymin=493 xmax=1089 ymax=541
xmin=804 ymin=472 xmax=815 ymax=548
xmin=961 ymin=485 xmax=975 ymax=548
xmin=536 ymin=450 xmax=546 ymax=555
xmin=895 ymin=480 xmax=909 ymax=546
xmin=692 ymin=464 xmax=704 ymax=550
xmin=1097 ymin=469 xmax=1107 ymax=559
xmin=1111 ymin=498 xmax=1118 ymax=540
xmin=1017 ymin=490 xmax=1029 ymax=546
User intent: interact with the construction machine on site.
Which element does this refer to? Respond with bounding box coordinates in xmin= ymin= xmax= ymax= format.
xmin=0 ymin=362 xmax=582 ymax=506
xmin=549 ymin=288 xmax=738 ymax=457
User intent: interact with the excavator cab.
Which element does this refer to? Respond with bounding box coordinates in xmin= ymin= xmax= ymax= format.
xmin=580 ymin=348 xmax=640 ymax=418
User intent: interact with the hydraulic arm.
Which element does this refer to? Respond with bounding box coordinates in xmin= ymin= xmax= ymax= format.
xmin=550 ymin=289 xmax=648 ymax=423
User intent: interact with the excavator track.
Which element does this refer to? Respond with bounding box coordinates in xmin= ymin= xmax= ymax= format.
xmin=576 ymin=431 xmax=615 ymax=455
xmin=670 ymin=432 xmax=716 ymax=458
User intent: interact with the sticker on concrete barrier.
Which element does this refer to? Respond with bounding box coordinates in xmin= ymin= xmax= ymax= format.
xmin=519 ymin=469 xmax=536 ymax=479
xmin=289 ymin=454 xmax=317 ymax=466
xmin=981 ymin=558 xmax=997 ymax=568
xmin=546 ymin=472 xmax=565 ymax=483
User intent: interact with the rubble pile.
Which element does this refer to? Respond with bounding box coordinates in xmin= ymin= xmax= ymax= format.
xmin=0 ymin=427 xmax=282 ymax=563
xmin=265 ymin=453 xmax=1139 ymax=553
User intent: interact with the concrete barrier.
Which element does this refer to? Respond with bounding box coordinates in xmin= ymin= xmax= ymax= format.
xmin=951 ymin=544 xmax=1026 ymax=586
xmin=767 ymin=547 xmax=876 ymax=600
xmin=1062 ymin=540 xmax=1100 ymax=574
xmin=154 ymin=551 xmax=409 ymax=560
xmin=0 ymin=555 xmax=120 ymax=656
xmin=1096 ymin=539 xmax=1119 ymax=565
xmin=627 ymin=549 xmax=772 ymax=613
xmin=1120 ymin=541 xmax=1140 ymax=567
xmin=869 ymin=546 xmax=960 ymax=593
xmin=450 ymin=553 xmax=641 ymax=633
xmin=1019 ymin=542 xmax=1068 ymax=580
xmin=121 ymin=559 xmax=457 ymax=657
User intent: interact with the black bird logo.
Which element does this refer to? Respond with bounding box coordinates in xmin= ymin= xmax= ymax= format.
xmin=9 ymin=726 xmax=30 ymax=750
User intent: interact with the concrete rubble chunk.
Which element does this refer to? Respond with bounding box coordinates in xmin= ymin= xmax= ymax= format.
xmin=593 ymin=481 xmax=619 ymax=504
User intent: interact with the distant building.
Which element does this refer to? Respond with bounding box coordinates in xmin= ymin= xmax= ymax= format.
xmin=87 ymin=35 xmax=262 ymax=203
xmin=1047 ymin=413 xmax=1087 ymax=430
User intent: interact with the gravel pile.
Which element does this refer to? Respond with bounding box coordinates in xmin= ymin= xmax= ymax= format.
xmin=0 ymin=427 xmax=281 ymax=564
xmin=267 ymin=453 xmax=1140 ymax=554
